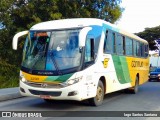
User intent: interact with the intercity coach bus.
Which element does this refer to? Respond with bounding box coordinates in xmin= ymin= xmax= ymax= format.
xmin=12 ymin=18 xmax=149 ymax=106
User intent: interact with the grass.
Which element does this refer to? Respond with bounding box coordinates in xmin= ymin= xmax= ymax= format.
xmin=0 ymin=74 xmax=19 ymax=89
xmin=0 ymin=61 xmax=20 ymax=89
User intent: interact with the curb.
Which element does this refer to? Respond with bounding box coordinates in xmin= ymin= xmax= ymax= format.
xmin=0 ymin=87 xmax=24 ymax=102
xmin=0 ymin=93 xmax=24 ymax=102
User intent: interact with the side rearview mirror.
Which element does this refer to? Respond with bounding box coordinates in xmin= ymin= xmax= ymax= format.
xmin=79 ymin=27 xmax=92 ymax=47
xmin=12 ymin=31 xmax=29 ymax=50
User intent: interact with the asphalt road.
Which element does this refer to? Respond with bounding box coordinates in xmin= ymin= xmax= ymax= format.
xmin=0 ymin=81 xmax=160 ymax=120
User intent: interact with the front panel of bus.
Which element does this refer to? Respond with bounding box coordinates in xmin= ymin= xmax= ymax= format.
xmin=19 ymin=26 xmax=103 ymax=101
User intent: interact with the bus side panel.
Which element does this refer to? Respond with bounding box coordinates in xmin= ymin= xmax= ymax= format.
xmin=126 ymin=57 xmax=149 ymax=86
xmin=107 ymin=55 xmax=149 ymax=91
xmin=102 ymin=54 xmax=132 ymax=94
xmin=112 ymin=55 xmax=132 ymax=84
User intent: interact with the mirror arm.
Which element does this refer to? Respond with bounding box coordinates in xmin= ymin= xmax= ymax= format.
xmin=79 ymin=27 xmax=92 ymax=47
xmin=12 ymin=31 xmax=29 ymax=50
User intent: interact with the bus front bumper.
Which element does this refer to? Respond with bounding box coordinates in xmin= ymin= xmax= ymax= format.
xmin=19 ymin=81 xmax=92 ymax=101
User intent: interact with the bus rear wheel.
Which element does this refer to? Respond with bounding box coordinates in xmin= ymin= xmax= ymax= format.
xmin=88 ymin=80 xmax=104 ymax=106
xmin=124 ymin=76 xmax=139 ymax=94
xmin=132 ymin=76 xmax=139 ymax=94
xmin=128 ymin=76 xmax=139 ymax=94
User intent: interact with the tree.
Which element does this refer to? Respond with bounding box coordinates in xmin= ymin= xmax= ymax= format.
xmin=1 ymin=0 xmax=123 ymax=30
xmin=58 ymin=0 xmax=123 ymax=23
xmin=136 ymin=26 xmax=160 ymax=50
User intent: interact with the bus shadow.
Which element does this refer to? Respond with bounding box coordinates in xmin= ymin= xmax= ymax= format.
xmin=30 ymin=90 xmax=125 ymax=110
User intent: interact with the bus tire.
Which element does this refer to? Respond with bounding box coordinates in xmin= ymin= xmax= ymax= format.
xmin=131 ymin=76 xmax=139 ymax=94
xmin=88 ymin=80 xmax=104 ymax=106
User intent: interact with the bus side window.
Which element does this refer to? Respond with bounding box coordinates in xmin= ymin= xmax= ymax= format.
xmin=141 ymin=43 xmax=145 ymax=57
xmin=125 ymin=37 xmax=133 ymax=56
xmin=116 ymin=34 xmax=123 ymax=55
xmin=136 ymin=41 xmax=140 ymax=57
xmin=103 ymin=30 xmax=108 ymax=53
xmin=144 ymin=44 xmax=149 ymax=57
xmin=113 ymin=33 xmax=116 ymax=53
xmin=133 ymin=40 xmax=137 ymax=56
xmin=123 ymin=36 xmax=126 ymax=55
xmin=104 ymin=30 xmax=115 ymax=54
xmin=85 ymin=37 xmax=95 ymax=62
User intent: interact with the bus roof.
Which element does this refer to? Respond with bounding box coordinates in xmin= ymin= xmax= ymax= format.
xmin=30 ymin=18 xmax=147 ymax=44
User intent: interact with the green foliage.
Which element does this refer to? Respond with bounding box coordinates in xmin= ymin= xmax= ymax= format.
xmin=136 ymin=26 xmax=160 ymax=50
xmin=0 ymin=0 xmax=123 ymax=88
xmin=0 ymin=60 xmax=19 ymax=88
xmin=58 ymin=0 xmax=123 ymax=23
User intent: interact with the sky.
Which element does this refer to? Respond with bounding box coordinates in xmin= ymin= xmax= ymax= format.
xmin=116 ymin=0 xmax=160 ymax=33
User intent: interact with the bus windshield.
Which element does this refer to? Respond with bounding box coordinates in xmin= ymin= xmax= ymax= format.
xmin=22 ymin=29 xmax=81 ymax=73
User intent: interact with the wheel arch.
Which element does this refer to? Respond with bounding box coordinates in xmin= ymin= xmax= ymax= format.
xmin=99 ymin=76 xmax=106 ymax=94
xmin=136 ymin=73 xmax=140 ymax=84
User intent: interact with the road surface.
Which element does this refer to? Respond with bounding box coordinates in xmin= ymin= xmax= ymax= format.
xmin=0 ymin=82 xmax=160 ymax=120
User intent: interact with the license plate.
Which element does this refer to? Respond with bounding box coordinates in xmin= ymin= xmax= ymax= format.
xmin=150 ymin=76 xmax=156 ymax=78
xmin=40 ymin=95 xmax=51 ymax=99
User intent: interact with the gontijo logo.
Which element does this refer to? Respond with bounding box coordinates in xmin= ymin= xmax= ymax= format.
xmin=103 ymin=58 xmax=109 ymax=68
xmin=131 ymin=61 xmax=143 ymax=67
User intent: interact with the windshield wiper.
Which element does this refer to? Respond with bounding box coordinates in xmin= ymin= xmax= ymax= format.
xmin=30 ymin=51 xmax=45 ymax=72
xmin=49 ymin=51 xmax=62 ymax=75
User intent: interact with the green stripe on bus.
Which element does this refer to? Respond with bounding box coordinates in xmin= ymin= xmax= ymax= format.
xmin=45 ymin=73 xmax=73 ymax=82
xmin=112 ymin=55 xmax=131 ymax=84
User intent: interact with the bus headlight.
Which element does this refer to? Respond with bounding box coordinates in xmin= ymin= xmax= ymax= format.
xmin=19 ymin=75 xmax=26 ymax=83
xmin=65 ymin=77 xmax=83 ymax=86
xmin=158 ymin=74 xmax=160 ymax=79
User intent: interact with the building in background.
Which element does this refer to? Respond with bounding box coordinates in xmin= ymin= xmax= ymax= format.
xmin=149 ymin=39 xmax=160 ymax=68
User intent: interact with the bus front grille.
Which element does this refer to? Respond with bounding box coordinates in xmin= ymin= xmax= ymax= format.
xmin=25 ymin=81 xmax=64 ymax=89
xmin=29 ymin=89 xmax=62 ymax=96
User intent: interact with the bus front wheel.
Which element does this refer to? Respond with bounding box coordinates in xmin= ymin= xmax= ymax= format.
xmin=88 ymin=80 xmax=104 ymax=106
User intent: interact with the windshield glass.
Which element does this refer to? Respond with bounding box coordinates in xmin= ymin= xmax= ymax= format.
xmin=22 ymin=29 xmax=81 ymax=72
xmin=155 ymin=68 xmax=160 ymax=72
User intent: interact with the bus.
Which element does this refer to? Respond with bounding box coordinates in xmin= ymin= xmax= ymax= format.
xmin=12 ymin=18 xmax=149 ymax=106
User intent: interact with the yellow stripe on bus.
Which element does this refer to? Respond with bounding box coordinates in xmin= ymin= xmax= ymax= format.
xmin=22 ymin=72 xmax=47 ymax=83
xmin=126 ymin=57 xmax=149 ymax=87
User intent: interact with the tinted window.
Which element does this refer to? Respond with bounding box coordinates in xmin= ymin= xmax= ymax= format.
xmin=113 ymin=33 xmax=116 ymax=53
xmin=141 ymin=43 xmax=145 ymax=57
xmin=125 ymin=37 xmax=133 ymax=56
xmin=116 ymin=34 xmax=123 ymax=55
xmin=104 ymin=30 xmax=115 ymax=53
xmin=85 ymin=37 xmax=94 ymax=62
xmin=133 ymin=40 xmax=137 ymax=56
xmin=136 ymin=41 xmax=141 ymax=56
xmin=144 ymin=44 xmax=149 ymax=57
xmin=155 ymin=69 xmax=160 ymax=72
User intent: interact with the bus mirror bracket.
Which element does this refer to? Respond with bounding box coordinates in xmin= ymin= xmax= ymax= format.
xmin=79 ymin=27 xmax=92 ymax=47
xmin=12 ymin=30 xmax=29 ymax=50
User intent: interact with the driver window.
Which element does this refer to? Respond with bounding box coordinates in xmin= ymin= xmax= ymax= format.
xmin=85 ymin=37 xmax=94 ymax=62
